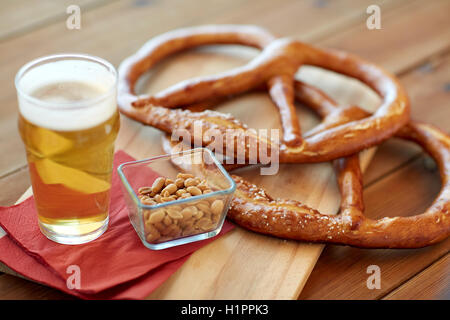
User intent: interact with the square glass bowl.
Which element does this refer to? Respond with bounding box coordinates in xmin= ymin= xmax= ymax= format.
xmin=118 ymin=148 xmax=236 ymax=250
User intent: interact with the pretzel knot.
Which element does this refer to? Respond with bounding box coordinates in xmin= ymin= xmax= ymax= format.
xmin=118 ymin=25 xmax=450 ymax=248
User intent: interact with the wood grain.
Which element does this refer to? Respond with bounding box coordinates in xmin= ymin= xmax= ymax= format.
xmin=383 ymin=254 xmax=449 ymax=300
xmin=318 ymin=0 xmax=450 ymax=74
xmin=0 ymin=0 xmax=110 ymax=41
xmin=0 ymin=166 xmax=30 ymax=206
xmin=0 ymin=0 xmax=413 ymax=178
xmin=299 ymin=156 xmax=449 ymax=300
xmin=0 ymin=0 xmax=448 ymax=299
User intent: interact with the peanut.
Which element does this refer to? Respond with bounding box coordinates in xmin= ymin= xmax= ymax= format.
xmin=184 ymin=178 xmax=198 ymax=187
xmin=187 ymin=186 xmax=202 ymax=196
xmin=211 ymin=199 xmax=224 ymax=215
xmin=141 ymin=197 xmax=156 ymax=205
xmin=175 ymin=178 xmax=185 ymax=188
xmin=163 ymin=215 xmax=172 ymax=226
xmin=181 ymin=206 xmax=194 ymax=220
xmin=194 ymin=210 xmax=204 ymax=220
xmin=151 ymin=177 xmax=165 ymax=194
xmin=145 ymin=224 xmax=160 ymax=242
xmin=138 ymin=186 xmax=153 ymax=195
xmin=161 ymin=183 xmax=177 ymax=195
xmin=177 ymin=173 xmax=194 ymax=179
xmin=167 ymin=208 xmax=183 ymax=220
xmin=164 ymin=178 xmax=174 ymax=186
xmin=148 ymin=209 xmax=165 ymax=224
xmin=196 ymin=218 xmax=213 ymax=231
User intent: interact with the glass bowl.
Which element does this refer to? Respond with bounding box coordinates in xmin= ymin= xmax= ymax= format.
xmin=117 ymin=148 xmax=236 ymax=250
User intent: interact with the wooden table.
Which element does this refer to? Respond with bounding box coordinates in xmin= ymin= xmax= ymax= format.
xmin=0 ymin=0 xmax=448 ymax=300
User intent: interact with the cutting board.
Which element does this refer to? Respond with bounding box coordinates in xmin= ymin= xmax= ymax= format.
xmin=0 ymin=45 xmax=380 ymax=299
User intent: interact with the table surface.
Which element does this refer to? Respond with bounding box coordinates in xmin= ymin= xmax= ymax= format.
xmin=0 ymin=0 xmax=448 ymax=300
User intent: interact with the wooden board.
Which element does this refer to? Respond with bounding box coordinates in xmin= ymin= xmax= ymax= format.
xmin=0 ymin=46 xmax=381 ymax=299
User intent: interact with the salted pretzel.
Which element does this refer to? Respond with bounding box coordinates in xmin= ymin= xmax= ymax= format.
xmin=118 ymin=25 xmax=449 ymax=248
xmin=228 ymin=82 xmax=449 ymax=248
xmin=118 ymin=25 xmax=409 ymax=163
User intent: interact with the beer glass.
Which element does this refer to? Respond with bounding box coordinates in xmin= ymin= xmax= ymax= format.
xmin=15 ymin=54 xmax=120 ymax=244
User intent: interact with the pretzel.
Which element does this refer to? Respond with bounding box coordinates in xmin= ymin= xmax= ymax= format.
xmin=159 ymin=80 xmax=450 ymax=248
xmin=118 ymin=25 xmax=410 ymax=163
xmin=228 ymin=82 xmax=449 ymax=248
xmin=118 ymin=25 xmax=449 ymax=248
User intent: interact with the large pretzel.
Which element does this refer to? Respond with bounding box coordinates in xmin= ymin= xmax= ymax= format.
xmin=118 ymin=25 xmax=449 ymax=248
xmin=118 ymin=25 xmax=409 ymax=162
xmin=228 ymin=82 xmax=450 ymax=248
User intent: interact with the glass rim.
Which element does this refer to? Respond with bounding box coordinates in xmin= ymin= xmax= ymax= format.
xmin=15 ymin=53 xmax=118 ymax=110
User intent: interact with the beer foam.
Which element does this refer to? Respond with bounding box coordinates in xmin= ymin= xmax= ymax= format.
xmin=17 ymin=59 xmax=117 ymax=131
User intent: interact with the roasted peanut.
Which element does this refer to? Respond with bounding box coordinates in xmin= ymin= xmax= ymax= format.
xmin=184 ymin=178 xmax=198 ymax=187
xmin=151 ymin=177 xmax=165 ymax=194
xmin=148 ymin=209 xmax=165 ymax=224
xmin=186 ymin=186 xmax=202 ymax=196
xmin=161 ymin=183 xmax=177 ymax=195
xmin=177 ymin=173 xmax=194 ymax=179
xmin=160 ymin=190 xmax=169 ymax=198
xmin=164 ymin=178 xmax=174 ymax=186
xmin=182 ymin=226 xmax=197 ymax=236
xmin=163 ymin=215 xmax=172 ymax=226
xmin=176 ymin=189 xmax=187 ymax=197
xmin=175 ymin=178 xmax=185 ymax=188
xmin=211 ymin=199 xmax=224 ymax=215
xmin=138 ymin=186 xmax=153 ymax=195
xmin=180 ymin=218 xmax=195 ymax=229
xmin=145 ymin=224 xmax=161 ymax=242
xmin=153 ymin=221 xmax=166 ymax=233
xmin=142 ymin=198 xmax=157 ymax=205
xmin=196 ymin=218 xmax=213 ymax=231
xmin=194 ymin=210 xmax=204 ymax=220
xmin=161 ymin=224 xmax=180 ymax=236
xmin=197 ymin=181 xmax=209 ymax=191
xmin=167 ymin=208 xmax=183 ymax=220
xmin=181 ymin=206 xmax=194 ymax=220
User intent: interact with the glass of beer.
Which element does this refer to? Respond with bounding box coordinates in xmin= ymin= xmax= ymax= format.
xmin=15 ymin=54 xmax=120 ymax=245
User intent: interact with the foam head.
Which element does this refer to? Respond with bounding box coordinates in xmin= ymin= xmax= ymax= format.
xmin=16 ymin=54 xmax=117 ymax=131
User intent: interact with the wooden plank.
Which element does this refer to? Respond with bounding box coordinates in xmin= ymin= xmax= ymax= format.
xmin=209 ymin=0 xmax=409 ymax=41
xmin=299 ymin=156 xmax=450 ymax=300
xmin=0 ymin=0 xmax=111 ymax=41
xmin=318 ymin=0 xmax=450 ymax=74
xmin=0 ymin=0 xmax=408 ymax=178
xmin=383 ymin=254 xmax=449 ymax=300
xmin=0 ymin=166 xmax=29 ymax=206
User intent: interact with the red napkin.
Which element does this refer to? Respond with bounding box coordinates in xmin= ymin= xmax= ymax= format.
xmin=0 ymin=150 xmax=234 ymax=299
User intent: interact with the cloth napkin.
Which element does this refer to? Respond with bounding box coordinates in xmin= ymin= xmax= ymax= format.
xmin=0 ymin=150 xmax=234 ymax=299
